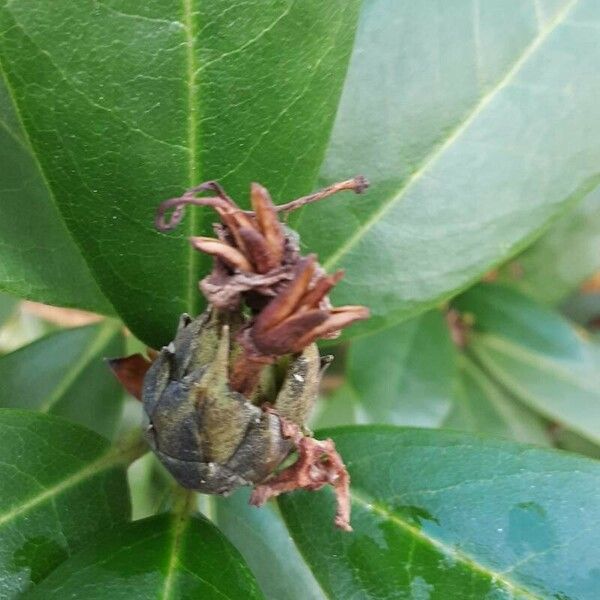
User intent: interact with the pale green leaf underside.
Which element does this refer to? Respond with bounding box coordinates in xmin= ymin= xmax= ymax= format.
xmin=214 ymin=489 xmax=325 ymax=600
xmin=296 ymin=0 xmax=600 ymax=337
xmin=0 ymin=322 xmax=125 ymax=438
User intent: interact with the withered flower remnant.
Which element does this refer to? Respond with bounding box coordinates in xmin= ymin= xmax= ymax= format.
xmin=155 ymin=177 xmax=368 ymax=315
xmin=240 ymin=254 xmax=369 ymax=358
xmin=110 ymin=177 xmax=369 ymax=531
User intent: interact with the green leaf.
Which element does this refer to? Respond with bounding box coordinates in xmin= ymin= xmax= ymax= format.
xmin=127 ymin=452 xmax=172 ymax=522
xmin=0 ymin=74 xmax=113 ymax=315
xmin=214 ymin=489 xmax=325 ymax=600
xmin=313 ymin=382 xmax=363 ymax=430
xmin=0 ymin=321 xmax=125 ymax=438
xmin=294 ymin=0 xmax=600 ymax=337
xmin=279 ymin=426 xmax=600 ymax=600
xmin=27 ymin=512 xmax=264 ymax=599
xmin=0 ymin=291 xmax=17 ymax=328
xmin=0 ymin=1 xmax=361 ymax=348
xmin=454 ymin=283 xmax=600 ymax=445
xmin=0 ymin=409 xmax=137 ymax=598
xmin=499 ymin=185 xmax=600 ymax=305
xmin=552 ymin=428 xmax=600 ymax=460
xmin=317 ymin=310 xmax=456 ymax=428
xmin=445 ymin=353 xmax=550 ymax=445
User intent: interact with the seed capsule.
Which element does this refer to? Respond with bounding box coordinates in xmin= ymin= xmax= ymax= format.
xmin=110 ymin=178 xmax=369 ymax=530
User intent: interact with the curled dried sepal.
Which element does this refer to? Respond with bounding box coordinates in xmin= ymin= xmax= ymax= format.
xmin=250 ymin=413 xmax=352 ymax=531
xmin=106 ymin=353 xmax=152 ymax=401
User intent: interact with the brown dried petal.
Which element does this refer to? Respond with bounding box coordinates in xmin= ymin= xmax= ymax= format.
xmin=254 ymin=256 xmax=316 ymax=332
xmin=201 ymin=268 xmax=293 ymax=311
xmin=251 ymin=182 xmax=285 ymax=263
xmin=251 ymin=309 xmax=328 ymax=356
xmin=299 ymin=271 xmax=344 ymax=310
xmin=189 ymin=236 xmax=253 ymax=272
xmin=214 ymin=208 xmax=253 ymax=257
xmin=250 ymin=415 xmax=352 ymax=531
xmin=294 ymin=305 xmax=370 ymax=349
xmin=238 ymin=226 xmax=278 ymax=274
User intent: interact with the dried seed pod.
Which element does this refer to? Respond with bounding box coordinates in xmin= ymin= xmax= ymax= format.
xmin=110 ymin=178 xmax=370 ymax=531
xmin=141 ymin=310 xmax=321 ymax=493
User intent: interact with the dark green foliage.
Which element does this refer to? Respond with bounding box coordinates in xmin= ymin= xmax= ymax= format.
xmin=1 ymin=2 xmax=600 ymax=599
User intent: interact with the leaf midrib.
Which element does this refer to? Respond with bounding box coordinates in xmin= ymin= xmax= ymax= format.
xmin=322 ymin=0 xmax=578 ymax=271
xmin=351 ymin=490 xmax=543 ymax=600
xmin=0 ymin=439 xmax=138 ymax=529
xmin=162 ymin=511 xmax=189 ymax=600
xmin=162 ymin=504 xmax=234 ymax=600
xmin=183 ymin=0 xmax=201 ymax=316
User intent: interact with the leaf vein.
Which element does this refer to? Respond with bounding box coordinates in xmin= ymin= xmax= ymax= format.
xmin=351 ymin=490 xmax=544 ymax=600
xmin=322 ymin=0 xmax=580 ymax=271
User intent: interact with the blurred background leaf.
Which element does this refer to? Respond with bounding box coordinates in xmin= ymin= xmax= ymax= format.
xmin=561 ymin=287 xmax=600 ymax=327
xmin=498 ymin=186 xmax=600 ymax=305
xmin=446 ymin=353 xmax=550 ymax=445
xmin=0 ymin=292 xmax=17 ymax=328
xmin=0 ymin=321 xmax=125 ymax=438
xmin=455 ymin=283 xmax=600 ymax=445
xmin=316 ymin=310 xmax=456 ymax=428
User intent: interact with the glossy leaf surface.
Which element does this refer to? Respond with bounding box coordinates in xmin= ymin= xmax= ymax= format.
xmin=27 ymin=513 xmax=264 ymax=599
xmin=0 ymin=1 xmax=361 ymax=348
xmin=279 ymin=426 xmax=600 ymax=600
xmin=295 ymin=0 xmax=600 ymax=337
xmin=0 ymin=410 xmax=133 ymax=598
xmin=455 ymin=284 xmax=600 ymax=444
xmin=0 ymin=75 xmax=113 ymax=314
xmin=0 ymin=321 xmax=125 ymax=438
